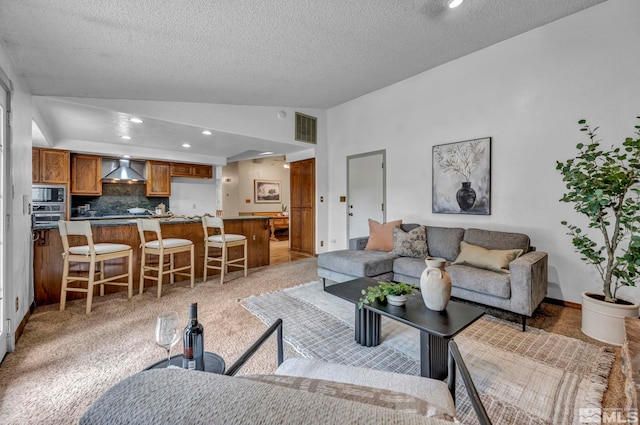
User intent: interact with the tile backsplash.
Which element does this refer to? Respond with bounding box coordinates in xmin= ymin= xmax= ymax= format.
xmin=71 ymin=183 xmax=169 ymax=217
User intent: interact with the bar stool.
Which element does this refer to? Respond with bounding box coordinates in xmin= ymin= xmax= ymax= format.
xmin=137 ymin=219 xmax=195 ymax=298
xmin=58 ymin=220 xmax=133 ymax=314
xmin=202 ymin=216 xmax=247 ymax=284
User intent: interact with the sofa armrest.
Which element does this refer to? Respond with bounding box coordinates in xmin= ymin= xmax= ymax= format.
xmin=349 ymin=236 xmax=369 ymax=250
xmin=508 ymin=251 xmax=548 ymax=316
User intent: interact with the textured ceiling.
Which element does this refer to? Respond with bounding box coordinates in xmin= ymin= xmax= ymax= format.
xmin=0 ymin=0 xmax=607 ymax=162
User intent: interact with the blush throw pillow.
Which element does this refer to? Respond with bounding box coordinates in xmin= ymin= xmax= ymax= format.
xmin=364 ymin=219 xmax=402 ymax=252
xmin=452 ymin=241 xmax=523 ymax=274
xmin=392 ymin=226 xmax=428 ymax=258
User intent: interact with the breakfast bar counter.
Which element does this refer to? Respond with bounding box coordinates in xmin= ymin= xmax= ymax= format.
xmin=32 ymin=216 xmax=270 ymax=306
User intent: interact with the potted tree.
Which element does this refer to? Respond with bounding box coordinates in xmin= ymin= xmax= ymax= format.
xmin=556 ymin=117 xmax=640 ymax=345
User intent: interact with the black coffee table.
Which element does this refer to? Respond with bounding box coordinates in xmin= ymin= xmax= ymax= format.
xmin=325 ymin=277 xmax=484 ymax=380
xmin=144 ymin=352 xmax=226 ymax=374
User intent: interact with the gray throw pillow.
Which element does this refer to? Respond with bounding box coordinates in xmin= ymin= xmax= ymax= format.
xmin=392 ymin=226 xmax=428 ymax=258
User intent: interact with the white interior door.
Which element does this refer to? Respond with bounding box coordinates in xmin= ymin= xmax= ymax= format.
xmin=347 ymin=150 xmax=385 ymax=243
xmin=0 ymin=84 xmax=7 ymax=361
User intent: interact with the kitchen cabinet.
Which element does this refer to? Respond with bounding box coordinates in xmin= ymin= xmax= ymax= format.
xmin=32 ymin=148 xmax=70 ymax=184
xmin=170 ymin=162 xmax=213 ymax=179
xmin=146 ymin=160 xmax=171 ymax=196
xmin=70 ymin=154 xmax=102 ymax=195
xmin=289 ymin=158 xmax=315 ymax=255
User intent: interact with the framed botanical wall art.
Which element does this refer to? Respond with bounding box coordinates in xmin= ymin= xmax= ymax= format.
xmin=254 ymin=179 xmax=282 ymax=203
xmin=432 ymin=137 xmax=491 ymax=215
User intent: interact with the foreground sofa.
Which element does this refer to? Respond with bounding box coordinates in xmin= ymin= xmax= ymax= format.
xmin=81 ymin=320 xmax=492 ymax=425
xmin=318 ymin=224 xmax=548 ymax=330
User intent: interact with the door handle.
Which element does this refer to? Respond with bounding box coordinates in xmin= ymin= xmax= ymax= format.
xmin=348 ymin=213 xmax=353 ymax=216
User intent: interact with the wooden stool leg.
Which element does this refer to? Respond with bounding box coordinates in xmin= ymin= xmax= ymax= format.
xmin=86 ymin=259 xmax=96 ymax=314
xmin=157 ymin=254 xmax=164 ymax=299
xmin=139 ymin=249 xmax=146 ymax=295
xmin=170 ymin=253 xmax=175 ymax=285
xmin=190 ymin=245 xmax=195 ymax=288
xmin=220 ymin=244 xmax=226 ymax=285
xmin=60 ymin=257 xmax=70 ymax=311
xmin=127 ymin=250 xmax=133 ymax=299
xmin=243 ymin=241 xmax=248 ymax=277
xmin=99 ymin=260 xmax=105 ymax=296
xmin=203 ymin=243 xmax=208 ymax=282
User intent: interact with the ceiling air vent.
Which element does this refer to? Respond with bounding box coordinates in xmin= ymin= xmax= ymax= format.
xmin=295 ymin=112 xmax=317 ymax=144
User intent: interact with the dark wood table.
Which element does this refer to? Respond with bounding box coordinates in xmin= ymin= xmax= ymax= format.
xmin=325 ymin=277 xmax=484 ymax=380
xmin=144 ymin=352 xmax=226 ymax=374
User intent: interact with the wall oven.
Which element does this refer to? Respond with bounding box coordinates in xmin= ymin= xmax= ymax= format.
xmin=32 ymin=185 xmax=66 ymax=224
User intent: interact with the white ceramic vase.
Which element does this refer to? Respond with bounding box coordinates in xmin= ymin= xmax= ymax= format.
xmin=387 ymin=294 xmax=407 ymax=306
xmin=581 ymin=291 xmax=640 ymax=346
xmin=420 ymin=257 xmax=452 ymax=311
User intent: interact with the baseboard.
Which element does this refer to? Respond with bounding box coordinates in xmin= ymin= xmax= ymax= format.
xmin=544 ymin=297 xmax=581 ymax=310
xmin=15 ymin=301 xmax=36 ymax=343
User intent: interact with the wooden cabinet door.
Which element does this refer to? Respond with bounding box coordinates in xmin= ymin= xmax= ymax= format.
xmin=170 ymin=163 xmax=192 ymax=177
xmin=71 ymin=154 xmax=102 ymax=195
xmin=40 ymin=149 xmax=70 ymax=184
xmin=32 ymin=148 xmax=41 ymax=183
xmin=192 ymin=164 xmax=213 ymax=178
xmin=289 ymin=158 xmax=315 ymax=255
xmin=146 ymin=161 xmax=171 ymax=196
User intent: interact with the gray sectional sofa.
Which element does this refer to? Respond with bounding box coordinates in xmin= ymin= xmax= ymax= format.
xmin=318 ymin=224 xmax=548 ymax=330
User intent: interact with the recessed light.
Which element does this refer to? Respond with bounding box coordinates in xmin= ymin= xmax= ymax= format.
xmin=129 ymin=117 xmax=143 ymax=124
xmin=448 ymin=0 xmax=463 ymax=8
xmin=259 ymin=151 xmax=274 ymax=156
xmin=123 ymin=155 xmax=131 ymax=158
xmin=121 ymin=135 xmax=131 ymax=140
xmin=202 ymin=130 xmax=212 ymax=136
xmin=182 ymin=143 xmax=191 ymax=148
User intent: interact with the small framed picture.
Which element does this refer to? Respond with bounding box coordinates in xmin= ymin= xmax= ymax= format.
xmin=254 ymin=180 xmax=282 ymax=203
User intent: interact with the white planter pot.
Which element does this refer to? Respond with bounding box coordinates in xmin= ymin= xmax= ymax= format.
xmin=387 ymin=294 xmax=407 ymax=306
xmin=581 ymin=291 xmax=639 ymax=346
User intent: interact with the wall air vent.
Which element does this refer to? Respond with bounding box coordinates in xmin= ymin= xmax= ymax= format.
xmin=295 ymin=112 xmax=317 ymax=144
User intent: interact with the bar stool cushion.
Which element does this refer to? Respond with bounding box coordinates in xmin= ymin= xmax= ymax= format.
xmin=69 ymin=243 xmax=132 ymax=255
xmin=143 ymin=238 xmax=193 ymax=249
xmin=208 ymin=234 xmax=246 ymax=243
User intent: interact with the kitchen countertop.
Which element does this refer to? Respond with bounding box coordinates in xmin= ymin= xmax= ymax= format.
xmin=32 ymin=215 xmax=270 ymax=230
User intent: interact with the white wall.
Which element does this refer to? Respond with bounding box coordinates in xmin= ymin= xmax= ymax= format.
xmin=221 ymin=159 xmax=291 ymax=215
xmin=169 ymin=177 xmax=218 ymax=216
xmin=323 ymin=0 xmax=640 ymax=304
xmin=0 ymin=38 xmax=33 ymax=345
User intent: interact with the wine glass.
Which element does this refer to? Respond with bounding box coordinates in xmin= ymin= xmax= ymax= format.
xmin=155 ymin=311 xmax=181 ymax=368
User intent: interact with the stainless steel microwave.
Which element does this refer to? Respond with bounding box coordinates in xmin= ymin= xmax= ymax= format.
xmin=32 ymin=185 xmax=66 ymax=203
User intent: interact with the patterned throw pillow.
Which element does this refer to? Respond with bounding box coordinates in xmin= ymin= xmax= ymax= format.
xmin=392 ymin=226 xmax=428 ymax=258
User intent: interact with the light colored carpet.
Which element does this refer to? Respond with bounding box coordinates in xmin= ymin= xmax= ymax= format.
xmin=242 ymin=281 xmax=616 ymax=425
xmin=0 ymin=258 xmax=318 ymax=425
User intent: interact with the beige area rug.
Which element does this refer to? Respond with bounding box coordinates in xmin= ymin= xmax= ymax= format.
xmin=0 ymin=258 xmax=319 ymax=425
xmin=242 ymin=281 xmax=616 ymax=425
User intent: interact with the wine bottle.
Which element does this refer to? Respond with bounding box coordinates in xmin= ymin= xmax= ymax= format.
xmin=182 ymin=303 xmax=204 ymax=371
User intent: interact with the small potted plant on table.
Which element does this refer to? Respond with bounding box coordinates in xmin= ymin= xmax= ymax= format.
xmin=358 ymin=281 xmax=418 ymax=308
xmin=556 ymin=117 xmax=640 ymax=346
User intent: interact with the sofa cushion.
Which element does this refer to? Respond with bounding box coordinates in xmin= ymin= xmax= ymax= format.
xmin=318 ymin=249 xmax=397 ymax=277
xmin=426 ymin=226 xmax=465 ymax=262
xmin=394 ymin=257 xmax=428 ymax=279
xmin=365 ymin=219 xmax=403 ymax=251
xmin=242 ymin=374 xmax=455 ymax=421
xmin=452 ymin=241 xmax=523 ymax=274
xmin=447 ymin=264 xmax=511 ymax=299
xmin=464 ymin=228 xmax=530 ymax=253
xmin=392 ymin=225 xmax=428 ymax=258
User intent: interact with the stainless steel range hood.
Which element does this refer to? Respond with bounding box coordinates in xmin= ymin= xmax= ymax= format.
xmin=102 ymin=159 xmax=146 ymax=183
